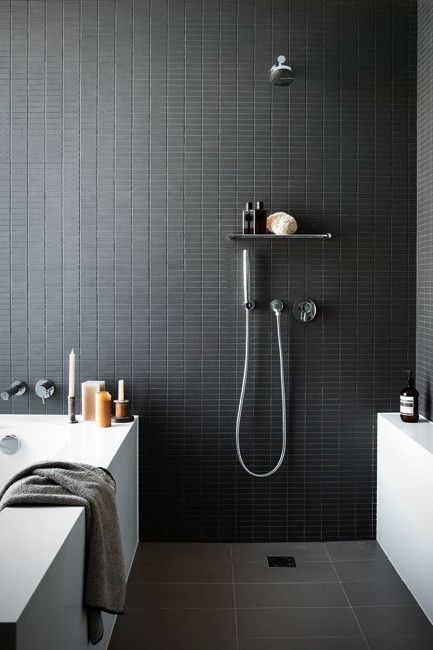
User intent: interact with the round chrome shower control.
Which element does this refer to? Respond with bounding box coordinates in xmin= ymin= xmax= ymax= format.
xmin=270 ymin=299 xmax=284 ymax=315
xmin=292 ymin=299 xmax=317 ymax=323
xmin=35 ymin=379 xmax=55 ymax=404
xmin=0 ymin=434 xmax=21 ymax=455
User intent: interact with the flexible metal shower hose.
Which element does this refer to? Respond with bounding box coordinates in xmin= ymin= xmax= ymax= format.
xmin=235 ymin=307 xmax=287 ymax=477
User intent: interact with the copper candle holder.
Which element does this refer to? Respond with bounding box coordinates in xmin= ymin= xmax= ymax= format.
xmin=112 ymin=399 xmax=134 ymax=423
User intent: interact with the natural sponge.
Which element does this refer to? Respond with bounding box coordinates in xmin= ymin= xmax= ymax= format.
xmin=266 ymin=212 xmax=298 ymax=235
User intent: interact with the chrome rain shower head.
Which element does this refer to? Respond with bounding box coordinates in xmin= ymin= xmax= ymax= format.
xmin=270 ymin=55 xmax=295 ymax=86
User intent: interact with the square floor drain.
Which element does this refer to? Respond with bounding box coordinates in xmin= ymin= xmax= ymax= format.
xmin=267 ymin=556 xmax=296 ymax=567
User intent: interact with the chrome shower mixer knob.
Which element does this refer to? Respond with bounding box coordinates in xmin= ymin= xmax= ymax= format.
xmin=292 ymin=299 xmax=317 ymax=323
xmin=35 ymin=379 xmax=55 ymax=404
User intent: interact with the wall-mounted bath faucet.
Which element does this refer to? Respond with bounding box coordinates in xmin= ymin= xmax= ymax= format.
xmin=35 ymin=379 xmax=55 ymax=404
xmin=1 ymin=380 xmax=27 ymax=401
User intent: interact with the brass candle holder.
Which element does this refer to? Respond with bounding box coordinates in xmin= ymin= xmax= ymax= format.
xmin=112 ymin=399 xmax=134 ymax=423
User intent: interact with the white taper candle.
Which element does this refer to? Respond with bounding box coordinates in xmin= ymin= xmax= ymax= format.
xmin=69 ymin=349 xmax=76 ymax=397
xmin=118 ymin=379 xmax=124 ymax=402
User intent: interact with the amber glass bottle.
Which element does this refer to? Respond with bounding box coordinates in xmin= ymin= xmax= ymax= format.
xmin=400 ymin=371 xmax=419 ymax=423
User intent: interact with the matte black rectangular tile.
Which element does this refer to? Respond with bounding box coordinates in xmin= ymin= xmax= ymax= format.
xmin=326 ymin=541 xmax=387 ymax=562
xmin=126 ymin=582 xmax=234 ymax=609
xmin=233 ymin=561 xmax=337 ymax=584
xmin=109 ymin=638 xmax=238 ymax=650
xmin=1 ymin=0 xmax=416 ymax=545
xmin=333 ymin=560 xmax=401 ymax=583
xmin=354 ymin=605 xmax=433 ymax=637
xmin=113 ymin=607 xmax=236 ymax=639
xmin=343 ymin=581 xmax=417 ymax=607
xmin=237 ymin=607 xmax=361 ymax=638
xmin=135 ymin=543 xmax=231 ymax=563
xmin=366 ymin=635 xmax=433 ymax=650
xmin=235 ymin=582 xmax=347 ymax=608
xmin=232 ymin=542 xmax=329 ymax=562
xmin=238 ymin=639 xmax=368 ymax=650
xmin=129 ymin=561 xmax=233 ymax=584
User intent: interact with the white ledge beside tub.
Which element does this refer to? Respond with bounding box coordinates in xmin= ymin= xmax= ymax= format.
xmin=0 ymin=414 xmax=138 ymax=650
xmin=377 ymin=413 xmax=433 ymax=624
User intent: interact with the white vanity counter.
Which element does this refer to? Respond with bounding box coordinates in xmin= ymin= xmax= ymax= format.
xmin=377 ymin=413 xmax=433 ymax=623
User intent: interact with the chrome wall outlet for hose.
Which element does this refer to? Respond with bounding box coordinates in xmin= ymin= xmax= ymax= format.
xmin=270 ymin=299 xmax=284 ymax=315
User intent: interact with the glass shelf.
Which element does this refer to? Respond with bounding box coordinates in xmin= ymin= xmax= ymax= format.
xmin=228 ymin=233 xmax=332 ymax=240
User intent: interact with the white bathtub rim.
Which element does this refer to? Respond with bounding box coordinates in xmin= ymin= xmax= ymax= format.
xmin=0 ymin=416 xmax=137 ymax=624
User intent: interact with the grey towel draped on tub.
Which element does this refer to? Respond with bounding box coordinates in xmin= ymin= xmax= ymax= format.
xmin=0 ymin=461 xmax=126 ymax=645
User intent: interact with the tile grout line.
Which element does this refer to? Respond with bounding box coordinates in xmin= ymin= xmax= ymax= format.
xmin=324 ymin=543 xmax=371 ymax=650
xmin=230 ymin=544 xmax=240 ymax=650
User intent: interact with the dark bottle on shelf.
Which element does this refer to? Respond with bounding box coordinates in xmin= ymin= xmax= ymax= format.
xmin=242 ymin=202 xmax=255 ymax=234
xmin=254 ymin=201 xmax=268 ymax=234
xmin=400 ymin=370 xmax=419 ymax=423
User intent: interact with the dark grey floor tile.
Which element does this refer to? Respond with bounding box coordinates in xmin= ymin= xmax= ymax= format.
xmin=333 ymin=560 xmax=400 ymax=583
xmin=366 ymin=635 xmax=433 ymax=650
xmin=129 ymin=561 xmax=232 ymax=584
xmin=326 ymin=541 xmax=387 ymax=562
xmin=112 ymin=607 xmax=236 ymax=639
xmin=354 ymin=605 xmax=433 ymax=636
xmin=109 ymin=638 xmax=238 ymax=650
xmin=239 ymin=638 xmax=368 ymax=650
xmin=232 ymin=542 xmax=329 ymax=562
xmin=233 ymin=561 xmax=337 ymax=584
xmin=126 ymin=582 xmax=234 ymax=608
xmin=343 ymin=581 xmax=416 ymax=607
xmin=235 ymin=582 xmax=347 ymax=608
xmin=237 ymin=607 xmax=361 ymax=638
xmin=135 ymin=542 xmax=231 ymax=563
xmin=109 ymin=640 xmax=139 ymax=650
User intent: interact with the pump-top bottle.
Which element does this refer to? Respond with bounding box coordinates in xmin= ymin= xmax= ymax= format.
xmin=400 ymin=370 xmax=419 ymax=423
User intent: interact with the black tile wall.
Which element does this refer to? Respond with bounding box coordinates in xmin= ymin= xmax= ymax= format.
xmin=418 ymin=1 xmax=433 ymax=418
xmin=0 ymin=0 xmax=416 ymax=541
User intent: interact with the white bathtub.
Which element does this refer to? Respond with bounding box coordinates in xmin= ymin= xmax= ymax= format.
xmin=0 ymin=415 xmax=138 ymax=650
xmin=0 ymin=416 xmax=70 ymax=489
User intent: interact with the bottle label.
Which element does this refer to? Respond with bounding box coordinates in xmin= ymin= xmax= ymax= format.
xmin=400 ymin=396 xmax=414 ymax=416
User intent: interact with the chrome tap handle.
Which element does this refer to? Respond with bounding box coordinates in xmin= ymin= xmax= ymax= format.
xmin=0 ymin=381 xmax=27 ymax=401
xmin=35 ymin=379 xmax=55 ymax=404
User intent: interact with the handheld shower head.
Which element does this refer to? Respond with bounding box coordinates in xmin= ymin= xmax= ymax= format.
xmin=270 ymin=55 xmax=295 ymax=86
xmin=242 ymin=250 xmax=255 ymax=310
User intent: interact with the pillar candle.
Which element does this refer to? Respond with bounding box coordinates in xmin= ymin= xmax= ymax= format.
xmin=82 ymin=381 xmax=105 ymax=420
xmin=95 ymin=391 xmax=112 ymax=428
xmin=118 ymin=379 xmax=125 ymax=402
xmin=69 ymin=349 xmax=76 ymax=397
